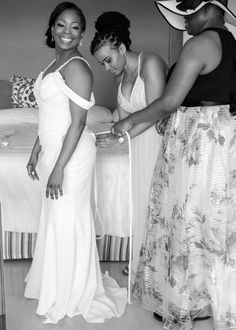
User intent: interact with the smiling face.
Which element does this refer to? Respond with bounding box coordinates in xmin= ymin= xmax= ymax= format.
xmin=51 ymin=9 xmax=84 ymax=51
xmin=94 ymin=43 xmax=126 ymax=76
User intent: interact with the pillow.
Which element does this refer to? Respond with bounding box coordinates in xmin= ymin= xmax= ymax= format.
xmin=0 ymin=80 xmax=13 ymax=109
xmin=87 ymin=105 xmax=113 ymax=124
xmin=10 ymin=75 xmax=38 ymax=108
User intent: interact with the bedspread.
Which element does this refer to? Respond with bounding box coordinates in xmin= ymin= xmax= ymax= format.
xmin=0 ymin=113 xmax=130 ymax=237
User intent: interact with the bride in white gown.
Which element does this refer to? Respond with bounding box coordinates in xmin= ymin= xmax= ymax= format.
xmin=24 ymin=2 xmax=127 ymax=324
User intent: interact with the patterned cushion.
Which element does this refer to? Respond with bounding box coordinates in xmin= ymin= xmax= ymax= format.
xmin=10 ymin=75 xmax=38 ymax=108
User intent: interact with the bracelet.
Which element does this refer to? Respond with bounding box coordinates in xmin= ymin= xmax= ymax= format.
xmin=118 ymin=137 xmax=125 ymax=144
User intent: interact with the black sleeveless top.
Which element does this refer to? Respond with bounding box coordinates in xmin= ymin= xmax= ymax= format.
xmin=167 ymin=27 xmax=236 ymax=112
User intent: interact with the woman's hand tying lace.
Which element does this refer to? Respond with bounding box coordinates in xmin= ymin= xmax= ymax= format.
xmin=111 ymin=117 xmax=135 ymax=136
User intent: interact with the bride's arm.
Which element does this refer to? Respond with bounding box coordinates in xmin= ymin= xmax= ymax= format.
xmin=26 ymin=136 xmax=42 ymax=180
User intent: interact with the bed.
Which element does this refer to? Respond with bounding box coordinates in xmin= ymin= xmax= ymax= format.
xmin=0 ymin=107 xmax=130 ymax=261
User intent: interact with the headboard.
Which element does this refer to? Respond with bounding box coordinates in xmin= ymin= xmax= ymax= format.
xmin=0 ymin=80 xmax=12 ymax=109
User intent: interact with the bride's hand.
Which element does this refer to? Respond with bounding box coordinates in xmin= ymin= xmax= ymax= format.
xmin=111 ymin=117 xmax=135 ymax=136
xmin=26 ymin=153 xmax=39 ymax=181
xmin=46 ymin=167 xmax=64 ymax=200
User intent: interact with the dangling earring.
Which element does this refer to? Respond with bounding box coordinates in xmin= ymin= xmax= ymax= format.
xmin=119 ymin=43 xmax=126 ymax=56
xmin=79 ymin=39 xmax=83 ymax=47
xmin=52 ymin=35 xmax=54 ymax=42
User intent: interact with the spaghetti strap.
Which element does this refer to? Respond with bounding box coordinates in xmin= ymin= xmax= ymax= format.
xmin=137 ymin=53 xmax=143 ymax=77
xmin=56 ymin=56 xmax=90 ymax=71
xmin=120 ymin=53 xmax=143 ymax=84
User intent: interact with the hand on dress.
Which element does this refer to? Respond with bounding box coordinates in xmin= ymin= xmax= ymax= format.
xmin=155 ymin=116 xmax=170 ymax=136
xmin=96 ymin=133 xmax=120 ymax=148
xmin=26 ymin=153 xmax=39 ymax=181
xmin=111 ymin=117 xmax=135 ymax=136
xmin=46 ymin=167 xmax=64 ymax=200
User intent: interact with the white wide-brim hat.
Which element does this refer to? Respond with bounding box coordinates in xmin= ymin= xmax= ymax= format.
xmin=155 ymin=0 xmax=236 ymax=31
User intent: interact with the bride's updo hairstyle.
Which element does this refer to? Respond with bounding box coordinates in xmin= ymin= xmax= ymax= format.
xmin=90 ymin=11 xmax=131 ymax=55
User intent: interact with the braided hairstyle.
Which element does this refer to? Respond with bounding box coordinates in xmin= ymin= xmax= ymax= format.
xmin=90 ymin=11 xmax=131 ymax=55
xmin=45 ymin=2 xmax=86 ymax=48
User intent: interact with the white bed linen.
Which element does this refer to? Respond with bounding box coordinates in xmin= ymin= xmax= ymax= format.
xmin=0 ymin=109 xmax=130 ymax=236
xmin=0 ymin=151 xmax=41 ymax=232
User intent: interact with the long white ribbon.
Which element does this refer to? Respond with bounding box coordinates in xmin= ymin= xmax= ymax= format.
xmin=125 ymin=131 xmax=132 ymax=304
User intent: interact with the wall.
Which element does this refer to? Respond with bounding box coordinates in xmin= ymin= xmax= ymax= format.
xmin=0 ymin=0 xmax=175 ymax=108
xmin=227 ymin=0 xmax=236 ymax=37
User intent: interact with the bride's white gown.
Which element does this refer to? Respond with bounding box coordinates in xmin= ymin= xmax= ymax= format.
xmin=24 ymin=57 xmax=127 ymax=324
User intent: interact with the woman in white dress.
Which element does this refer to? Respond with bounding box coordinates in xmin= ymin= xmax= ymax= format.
xmin=24 ymin=2 xmax=127 ymax=324
xmin=90 ymin=11 xmax=167 ymax=281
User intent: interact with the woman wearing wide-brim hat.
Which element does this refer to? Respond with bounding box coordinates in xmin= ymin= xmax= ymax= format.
xmin=112 ymin=1 xmax=236 ymax=329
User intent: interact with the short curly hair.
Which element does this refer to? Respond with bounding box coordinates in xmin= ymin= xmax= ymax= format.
xmin=90 ymin=11 xmax=131 ymax=55
xmin=45 ymin=2 xmax=86 ymax=48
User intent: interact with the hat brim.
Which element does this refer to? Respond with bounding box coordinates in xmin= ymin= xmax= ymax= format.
xmin=155 ymin=0 xmax=236 ymax=31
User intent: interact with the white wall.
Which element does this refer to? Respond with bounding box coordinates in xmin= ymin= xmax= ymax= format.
xmin=0 ymin=0 xmax=172 ymax=108
xmin=227 ymin=0 xmax=236 ymax=36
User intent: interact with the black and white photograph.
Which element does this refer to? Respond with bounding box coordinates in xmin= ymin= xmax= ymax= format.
xmin=1 ymin=1 xmax=236 ymax=329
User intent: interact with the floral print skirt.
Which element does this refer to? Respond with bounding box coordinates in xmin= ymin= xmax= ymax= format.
xmin=133 ymin=105 xmax=236 ymax=330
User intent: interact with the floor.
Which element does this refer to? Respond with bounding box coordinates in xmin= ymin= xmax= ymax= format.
xmin=3 ymin=260 xmax=214 ymax=330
